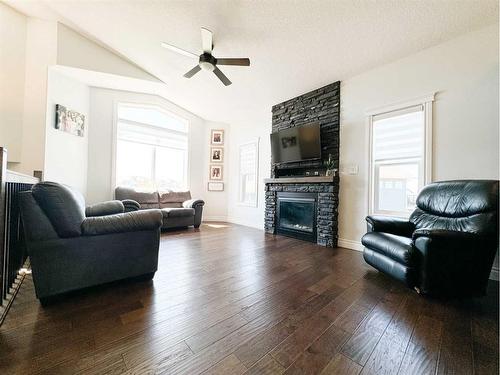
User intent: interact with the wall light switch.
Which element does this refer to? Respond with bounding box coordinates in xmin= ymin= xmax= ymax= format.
xmin=341 ymin=164 xmax=359 ymax=175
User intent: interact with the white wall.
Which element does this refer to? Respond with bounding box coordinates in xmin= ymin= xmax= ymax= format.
xmin=203 ymin=121 xmax=230 ymax=221
xmin=86 ymin=88 xmax=208 ymax=207
xmin=226 ymin=121 xmax=271 ymax=229
xmin=0 ymin=3 xmax=26 ymax=164
xmin=44 ymin=68 xmax=89 ymax=194
xmin=339 ymin=24 xmax=499 ymax=250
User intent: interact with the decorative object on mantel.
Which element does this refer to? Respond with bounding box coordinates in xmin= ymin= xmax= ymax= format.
xmin=210 ymin=129 xmax=224 ymax=145
xmin=323 ymin=154 xmax=337 ymax=176
xmin=55 ymin=104 xmax=85 ymax=137
xmin=210 ymin=147 xmax=223 ymax=163
xmin=209 ymin=165 xmax=223 ymax=180
xmin=208 ymin=182 xmax=224 ymax=191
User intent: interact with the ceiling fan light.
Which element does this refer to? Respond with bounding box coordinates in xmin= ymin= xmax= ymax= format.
xmin=199 ymin=61 xmax=215 ymax=72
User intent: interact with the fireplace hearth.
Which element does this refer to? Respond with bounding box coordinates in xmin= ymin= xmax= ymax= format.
xmin=277 ymin=192 xmax=317 ymax=242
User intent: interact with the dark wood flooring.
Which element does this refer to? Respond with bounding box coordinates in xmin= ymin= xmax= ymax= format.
xmin=0 ymin=223 xmax=498 ymax=374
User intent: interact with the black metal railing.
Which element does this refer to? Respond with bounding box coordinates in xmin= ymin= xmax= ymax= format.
xmin=0 ymin=147 xmax=38 ymax=324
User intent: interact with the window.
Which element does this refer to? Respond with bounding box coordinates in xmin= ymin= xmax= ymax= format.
xmin=368 ymin=95 xmax=433 ymax=216
xmin=115 ymin=103 xmax=189 ymax=191
xmin=238 ymin=140 xmax=259 ymax=207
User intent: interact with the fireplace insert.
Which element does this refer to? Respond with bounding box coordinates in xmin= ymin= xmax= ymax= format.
xmin=276 ymin=192 xmax=317 ymax=242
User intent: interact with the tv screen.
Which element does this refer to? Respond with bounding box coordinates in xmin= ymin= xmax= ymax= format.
xmin=270 ymin=123 xmax=321 ymax=163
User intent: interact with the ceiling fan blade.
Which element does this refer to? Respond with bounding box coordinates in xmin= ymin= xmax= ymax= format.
xmin=216 ymin=58 xmax=250 ymax=66
xmin=183 ymin=65 xmax=202 ymax=78
xmin=201 ymin=27 xmax=213 ymax=54
xmin=161 ymin=42 xmax=198 ymax=59
xmin=213 ymin=67 xmax=232 ymax=86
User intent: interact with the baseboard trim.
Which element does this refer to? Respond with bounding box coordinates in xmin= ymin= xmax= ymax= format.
xmin=203 ymin=216 xmax=228 ymax=222
xmin=338 ymin=238 xmax=363 ymax=252
xmin=226 ymin=216 xmax=264 ymax=230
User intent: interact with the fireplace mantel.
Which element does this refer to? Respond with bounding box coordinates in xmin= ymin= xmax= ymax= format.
xmin=264 ymin=176 xmax=335 ymax=184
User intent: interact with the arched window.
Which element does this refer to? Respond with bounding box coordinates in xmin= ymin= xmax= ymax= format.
xmin=115 ymin=103 xmax=189 ymax=191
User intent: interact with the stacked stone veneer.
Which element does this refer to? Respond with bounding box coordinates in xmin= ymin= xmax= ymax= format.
xmin=265 ymin=82 xmax=340 ymax=247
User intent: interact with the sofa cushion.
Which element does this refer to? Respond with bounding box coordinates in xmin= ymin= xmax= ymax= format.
xmin=361 ymin=232 xmax=414 ymax=266
xmin=161 ymin=208 xmax=195 ymax=218
xmin=115 ymin=187 xmax=159 ymax=209
xmin=159 ymin=191 xmax=191 ymax=208
xmin=32 ymin=181 xmax=86 ymax=238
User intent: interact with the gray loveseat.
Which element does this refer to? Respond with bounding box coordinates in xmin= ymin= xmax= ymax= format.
xmin=19 ymin=181 xmax=163 ymax=304
xmin=115 ymin=187 xmax=205 ymax=229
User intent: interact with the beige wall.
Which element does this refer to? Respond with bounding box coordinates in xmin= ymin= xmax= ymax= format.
xmin=57 ymin=24 xmax=159 ymax=83
xmin=0 ymin=3 xmax=26 ymax=163
xmin=339 ymin=24 xmax=499 ymax=250
xmin=16 ymin=18 xmax=58 ymax=176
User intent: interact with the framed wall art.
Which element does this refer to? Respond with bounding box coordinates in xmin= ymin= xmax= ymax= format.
xmin=209 ymin=164 xmax=223 ymax=180
xmin=208 ymin=182 xmax=224 ymax=191
xmin=210 ymin=129 xmax=224 ymax=145
xmin=210 ymin=147 xmax=224 ymax=163
xmin=55 ymin=104 xmax=85 ymax=137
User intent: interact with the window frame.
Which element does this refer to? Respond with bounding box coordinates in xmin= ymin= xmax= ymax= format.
xmin=367 ymin=93 xmax=434 ymax=217
xmin=111 ymin=101 xmax=190 ymax=195
xmin=237 ymin=138 xmax=260 ymax=208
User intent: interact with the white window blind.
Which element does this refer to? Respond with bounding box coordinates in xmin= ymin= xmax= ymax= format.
xmin=115 ymin=103 xmax=189 ymax=192
xmin=238 ymin=141 xmax=259 ymax=207
xmin=370 ymin=104 xmax=427 ymax=216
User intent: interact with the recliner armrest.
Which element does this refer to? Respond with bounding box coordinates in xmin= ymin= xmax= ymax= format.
xmin=85 ymin=200 xmax=124 ymax=217
xmin=365 ymin=215 xmax=414 ymax=237
xmin=81 ymin=210 xmax=162 ymax=236
xmin=183 ymin=199 xmax=205 ymax=208
xmin=412 ymin=228 xmax=485 ymax=242
xmin=412 ymin=228 xmax=496 ymax=295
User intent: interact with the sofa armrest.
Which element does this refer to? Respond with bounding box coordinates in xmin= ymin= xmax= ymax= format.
xmin=365 ymin=215 xmax=414 ymax=237
xmin=85 ymin=200 xmax=124 ymax=217
xmin=81 ymin=210 xmax=162 ymax=236
xmin=122 ymin=199 xmax=141 ymax=212
xmin=182 ymin=199 xmax=205 ymax=208
xmin=183 ymin=199 xmax=204 ymax=228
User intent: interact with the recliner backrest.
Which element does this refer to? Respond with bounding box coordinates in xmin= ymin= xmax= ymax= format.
xmin=409 ymin=180 xmax=499 ymax=235
xmin=31 ymin=181 xmax=86 ymax=238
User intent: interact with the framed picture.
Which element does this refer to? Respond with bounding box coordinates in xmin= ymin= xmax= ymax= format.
xmin=209 ymin=165 xmax=223 ymax=180
xmin=210 ymin=147 xmax=224 ymax=163
xmin=211 ymin=129 xmax=224 ymax=145
xmin=208 ymin=182 xmax=224 ymax=191
xmin=55 ymin=104 xmax=85 ymax=137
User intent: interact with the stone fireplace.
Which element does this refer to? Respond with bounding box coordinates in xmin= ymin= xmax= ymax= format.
xmin=265 ymin=81 xmax=340 ymax=247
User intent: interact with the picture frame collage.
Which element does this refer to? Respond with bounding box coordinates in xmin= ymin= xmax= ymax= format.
xmin=208 ymin=129 xmax=224 ymax=191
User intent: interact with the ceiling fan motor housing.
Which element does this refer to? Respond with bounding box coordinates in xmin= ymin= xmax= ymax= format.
xmin=199 ymin=53 xmax=217 ymax=71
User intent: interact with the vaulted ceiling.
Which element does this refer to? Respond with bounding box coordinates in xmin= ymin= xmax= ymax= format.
xmin=6 ymin=0 xmax=498 ymax=127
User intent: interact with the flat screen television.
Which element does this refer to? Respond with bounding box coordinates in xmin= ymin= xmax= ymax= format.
xmin=270 ymin=123 xmax=321 ymax=163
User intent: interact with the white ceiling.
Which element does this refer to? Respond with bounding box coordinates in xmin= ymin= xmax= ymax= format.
xmin=6 ymin=0 xmax=499 ymax=127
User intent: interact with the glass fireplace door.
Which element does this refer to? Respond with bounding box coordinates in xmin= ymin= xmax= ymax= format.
xmin=276 ymin=192 xmax=317 ymax=242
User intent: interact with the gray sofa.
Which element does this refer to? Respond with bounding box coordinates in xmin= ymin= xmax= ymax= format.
xmin=19 ymin=181 xmax=163 ymax=304
xmin=115 ymin=187 xmax=205 ymax=229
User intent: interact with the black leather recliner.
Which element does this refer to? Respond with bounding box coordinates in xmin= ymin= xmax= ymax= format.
xmin=19 ymin=181 xmax=163 ymax=303
xmin=362 ymin=180 xmax=499 ymax=296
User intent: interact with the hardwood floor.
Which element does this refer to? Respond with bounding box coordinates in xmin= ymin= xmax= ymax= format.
xmin=0 ymin=223 xmax=498 ymax=374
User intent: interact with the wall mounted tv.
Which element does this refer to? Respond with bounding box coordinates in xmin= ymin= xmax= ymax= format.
xmin=271 ymin=123 xmax=321 ymax=164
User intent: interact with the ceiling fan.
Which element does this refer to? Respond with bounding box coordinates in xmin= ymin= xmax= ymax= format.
xmin=161 ymin=27 xmax=250 ymax=86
